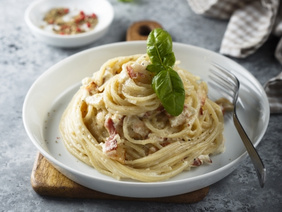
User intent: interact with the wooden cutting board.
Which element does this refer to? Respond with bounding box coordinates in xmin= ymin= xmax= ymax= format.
xmin=30 ymin=21 xmax=210 ymax=203
xmin=31 ymin=153 xmax=209 ymax=203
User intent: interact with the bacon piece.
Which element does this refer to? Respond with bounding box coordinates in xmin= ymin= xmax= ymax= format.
xmin=192 ymin=158 xmax=202 ymax=167
xmin=104 ymin=118 xmax=125 ymax=163
xmin=85 ymin=81 xmax=97 ymax=94
xmin=126 ymin=65 xmax=152 ymax=84
xmin=160 ymin=140 xmax=170 ymax=147
xmin=127 ymin=65 xmax=137 ymax=79
xmin=191 ymin=155 xmax=212 ymax=167
xmin=199 ymin=107 xmax=203 ymax=115
xmin=104 ymin=118 xmax=118 ymax=153
xmin=105 ymin=118 xmax=116 ymax=135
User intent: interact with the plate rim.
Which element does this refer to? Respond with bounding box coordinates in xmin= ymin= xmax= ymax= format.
xmin=22 ymin=41 xmax=270 ymax=197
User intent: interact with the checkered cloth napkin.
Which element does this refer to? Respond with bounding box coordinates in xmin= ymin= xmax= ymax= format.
xmin=187 ymin=0 xmax=282 ymax=113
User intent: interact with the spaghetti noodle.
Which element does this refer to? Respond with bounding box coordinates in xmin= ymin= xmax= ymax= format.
xmin=59 ymin=54 xmax=225 ymax=182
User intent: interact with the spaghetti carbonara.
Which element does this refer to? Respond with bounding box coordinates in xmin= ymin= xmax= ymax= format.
xmin=59 ymin=54 xmax=224 ymax=182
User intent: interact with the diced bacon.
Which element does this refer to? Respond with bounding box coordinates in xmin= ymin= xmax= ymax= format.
xmin=126 ymin=65 xmax=152 ymax=84
xmin=192 ymin=158 xmax=202 ymax=166
xmin=103 ymin=134 xmax=125 ymax=163
xmin=102 ymin=117 xmax=123 ymax=163
xmin=199 ymin=107 xmax=203 ymax=115
xmin=104 ymin=118 xmax=118 ymax=153
xmin=191 ymin=155 xmax=212 ymax=167
xmin=127 ymin=65 xmax=138 ymax=79
xmin=105 ymin=118 xmax=116 ymax=135
xmin=85 ymin=81 xmax=97 ymax=94
xmin=160 ymin=140 xmax=170 ymax=147
xmin=103 ymin=118 xmax=125 ymax=163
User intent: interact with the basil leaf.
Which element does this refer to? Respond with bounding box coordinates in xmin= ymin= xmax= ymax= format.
xmin=146 ymin=28 xmax=185 ymax=116
xmin=147 ymin=28 xmax=175 ymax=68
xmin=146 ymin=64 xmax=163 ymax=73
xmin=152 ymin=69 xmax=185 ymax=116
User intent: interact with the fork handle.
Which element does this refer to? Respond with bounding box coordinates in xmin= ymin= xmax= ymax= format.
xmin=233 ymin=113 xmax=266 ymax=188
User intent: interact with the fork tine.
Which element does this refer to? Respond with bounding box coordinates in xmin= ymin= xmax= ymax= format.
xmin=209 ymin=62 xmax=266 ymax=188
xmin=209 ymin=63 xmax=240 ymax=104
xmin=212 ymin=63 xmax=239 ymax=87
xmin=209 ymin=74 xmax=236 ymax=97
xmin=210 ymin=67 xmax=237 ymax=88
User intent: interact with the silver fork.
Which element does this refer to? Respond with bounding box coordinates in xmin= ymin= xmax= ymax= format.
xmin=209 ymin=63 xmax=266 ymax=188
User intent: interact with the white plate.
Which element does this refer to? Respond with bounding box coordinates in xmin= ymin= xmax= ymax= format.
xmin=23 ymin=42 xmax=269 ymax=198
xmin=24 ymin=0 xmax=114 ymax=48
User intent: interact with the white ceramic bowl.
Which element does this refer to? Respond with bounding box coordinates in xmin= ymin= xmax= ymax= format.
xmin=24 ymin=0 xmax=114 ymax=48
xmin=23 ymin=41 xmax=269 ymax=198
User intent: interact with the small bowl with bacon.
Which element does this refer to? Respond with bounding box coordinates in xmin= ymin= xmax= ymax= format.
xmin=25 ymin=0 xmax=114 ymax=48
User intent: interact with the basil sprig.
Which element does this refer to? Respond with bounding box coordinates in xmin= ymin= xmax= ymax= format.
xmin=146 ymin=28 xmax=185 ymax=116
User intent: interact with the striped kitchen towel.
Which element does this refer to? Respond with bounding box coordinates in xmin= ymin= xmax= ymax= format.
xmin=187 ymin=0 xmax=280 ymax=59
xmin=187 ymin=0 xmax=282 ymax=113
